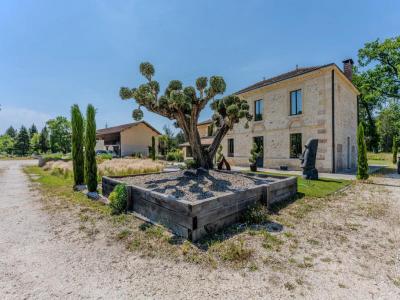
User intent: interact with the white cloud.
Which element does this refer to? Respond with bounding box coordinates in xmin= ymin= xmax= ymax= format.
xmin=0 ymin=105 xmax=52 ymax=133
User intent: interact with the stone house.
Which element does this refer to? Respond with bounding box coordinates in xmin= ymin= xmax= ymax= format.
xmin=180 ymin=119 xmax=215 ymax=159
xmin=96 ymin=121 xmax=161 ymax=157
xmin=182 ymin=59 xmax=359 ymax=173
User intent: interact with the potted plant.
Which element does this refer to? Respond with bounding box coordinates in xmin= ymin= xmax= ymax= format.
xmin=249 ymin=143 xmax=262 ymax=172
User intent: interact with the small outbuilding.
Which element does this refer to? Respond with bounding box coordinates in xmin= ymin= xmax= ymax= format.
xmin=96 ymin=121 xmax=161 ymax=157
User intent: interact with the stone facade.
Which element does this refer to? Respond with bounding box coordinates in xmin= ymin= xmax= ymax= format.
xmin=219 ymin=64 xmax=359 ymax=173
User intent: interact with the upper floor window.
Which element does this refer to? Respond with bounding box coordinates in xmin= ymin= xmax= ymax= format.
xmin=228 ymin=138 xmax=234 ymax=157
xmin=290 ymin=133 xmax=302 ymax=158
xmin=254 ymin=99 xmax=263 ymax=121
xmin=290 ymin=90 xmax=302 ymax=115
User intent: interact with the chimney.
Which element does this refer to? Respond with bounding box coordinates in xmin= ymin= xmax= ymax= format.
xmin=342 ymin=58 xmax=354 ymax=81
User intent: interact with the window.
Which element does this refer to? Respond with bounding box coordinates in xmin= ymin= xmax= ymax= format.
xmin=290 ymin=133 xmax=302 ymax=158
xmin=290 ymin=90 xmax=302 ymax=115
xmin=254 ymin=99 xmax=264 ymax=121
xmin=228 ymin=139 xmax=234 ymax=157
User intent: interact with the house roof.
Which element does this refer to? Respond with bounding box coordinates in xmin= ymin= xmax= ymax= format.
xmin=197 ymin=119 xmax=213 ymax=126
xmin=235 ymin=63 xmax=362 ymax=95
xmin=236 ymin=64 xmax=335 ymax=94
xmin=96 ymin=121 xmax=161 ymax=136
xmin=179 ymin=137 xmax=214 ymax=147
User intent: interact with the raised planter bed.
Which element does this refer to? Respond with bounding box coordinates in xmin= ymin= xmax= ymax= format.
xmin=102 ymin=170 xmax=297 ymax=241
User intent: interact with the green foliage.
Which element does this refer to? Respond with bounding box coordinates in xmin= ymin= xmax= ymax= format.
xmin=249 ymin=143 xmax=263 ymax=165
xmin=166 ymin=149 xmax=184 ymax=162
xmin=29 ymin=124 xmax=38 ymax=138
xmin=109 ymin=184 xmax=128 ymax=215
xmin=184 ymin=159 xmax=199 ymax=169
xmin=358 ymin=36 xmax=400 ymax=100
xmin=96 ymin=153 xmax=112 ymax=164
xmin=392 ymin=137 xmax=398 ymax=164
xmin=71 ymin=104 xmax=85 ymax=186
xmin=357 ymin=123 xmax=369 ymax=180
xmin=0 ymin=134 xmax=15 ymax=155
xmin=85 ymin=104 xmax=98 ymax=192
xmin=30 ymin=133 xmax=40 ymax=153
xmin=242 ymin=203 xmax=269 ymax=224
xmin=376 ymin=101 xmax=400 ymax=152
xmin=39 ymin=126 xmax=50 ymax=153
xmin=216 ymin=145 xmax=223 ymax=163
xmin=47 ymin=116 xmax=72 ymax=153
xmin=14 ymin=126 xmax=30 ymax=156
xmin=151 ymin=136 xmax=156 ymax=160
xmin=353 ymin=36 xmax=400 ymax=151
xmin=119 ymin=62 xmax=252 ymax=169
xmin=5 ymin=126 xmax=17 ymax=138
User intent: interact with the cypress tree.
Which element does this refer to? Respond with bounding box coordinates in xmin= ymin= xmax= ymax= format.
xmin=29 ymin=124 xmax=38 ymax=138
xmin=71 ymin=105 xmax=85 ymax=186
xmin=15 ymin=126 xmax=30 ymax=156
xmin=5 ymin=126 xmax=17 ymax=138
xmin=357 ymin=123 xmax=369 ymax=180
xmin=392 ymin=136 xmax=398 ymax=165
xmin=85 ymin=104 xmax=98 ymax=192
xmin=151 ymin=136 xmax=156 ymax=160
xmin=39 ymin=126 xmax=50 ymax=153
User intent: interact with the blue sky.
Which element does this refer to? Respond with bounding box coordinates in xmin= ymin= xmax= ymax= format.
xmin=0 ymin=0 xmax=399 ymax=133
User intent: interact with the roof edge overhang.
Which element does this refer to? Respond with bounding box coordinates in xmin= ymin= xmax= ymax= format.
xmin=235 ymin=63 xmax=359 ymax=96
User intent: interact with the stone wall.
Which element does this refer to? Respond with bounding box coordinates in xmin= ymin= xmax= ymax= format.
xmin=220 ymin=65 xmax=358 ymax=173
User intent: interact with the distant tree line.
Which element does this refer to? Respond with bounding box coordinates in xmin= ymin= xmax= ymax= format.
xmin=0 ymin=116 xmax=72 ymax=156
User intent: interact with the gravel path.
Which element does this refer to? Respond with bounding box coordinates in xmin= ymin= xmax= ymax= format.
xmin=1 ymin=160 xmax=399 ymax=299
xmin=117 ymin=170 xmax=274 ymax=201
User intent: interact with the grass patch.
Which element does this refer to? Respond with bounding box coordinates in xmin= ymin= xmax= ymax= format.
xmin=210 ymin=239 xmax=254 ymax=264
xmin=24 ymin=166 xmax=110 ymax=215
xmin=254 ymin=171 xmax=351 ymax=198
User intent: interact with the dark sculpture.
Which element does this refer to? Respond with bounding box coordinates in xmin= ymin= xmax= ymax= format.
xmin=397 ymin=156 xmax=400 ymax=174
xmin=217 ymin=155 xmax=231 ymax=171
xmin=300 ymin=139 xmax=319 ymax=180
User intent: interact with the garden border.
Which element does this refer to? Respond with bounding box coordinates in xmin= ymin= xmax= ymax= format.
xmin=102 ymin=170 xmax=297 ymax=241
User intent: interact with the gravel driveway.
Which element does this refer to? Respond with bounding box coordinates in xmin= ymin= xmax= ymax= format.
xmin=1 ymin=160 xmax=399 ymax=299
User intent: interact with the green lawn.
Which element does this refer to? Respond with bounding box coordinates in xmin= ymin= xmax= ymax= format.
xmin=254 ymin=172 xmax=351 ymax=198
xmin=24 ymin=166 xmax=110 ymax=215
xmin=367 ymin=152 xmax=395 ymax=167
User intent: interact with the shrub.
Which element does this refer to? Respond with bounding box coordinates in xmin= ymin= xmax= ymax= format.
xmin=357 ymin=123 xmax=369 ymax=180
xmin=242 ymin=203 xmax=269 ymax=224
xmin=166 ymin=149 xmax=184 ymax=162
xmin=249 ymin=142 xmax=262 ymax=165
xmin=184 ymin=159 xmax=199 ymax=169
xmin=85 ymin=104 xmax=98 ymax=192
xmin=96 ymin=153 xmax=112 ymax=164
xmin=71 ymin=104 xmax=85 ymax=186
xmin=392 ymin=137 xmax=398 ymax=164
xmin=109 ymin=184 xmax=128 ymax=215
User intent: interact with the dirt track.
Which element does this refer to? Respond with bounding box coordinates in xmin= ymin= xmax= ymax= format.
xmin=0 ymin=160 xmax=399 ymax=299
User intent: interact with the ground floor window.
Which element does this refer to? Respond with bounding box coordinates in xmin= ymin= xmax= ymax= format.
xmin=290 ymin=133 xmax=302 ymax=158
xmin=228 ymin=139 xmax=234 ymax=157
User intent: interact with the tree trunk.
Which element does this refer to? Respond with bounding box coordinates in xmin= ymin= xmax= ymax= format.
xmin=360 ymin=98 xmax=378 ymax=152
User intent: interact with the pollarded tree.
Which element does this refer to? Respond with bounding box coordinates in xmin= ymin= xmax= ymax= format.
xmin=120 ymin=62 xmax=252 ymax=169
